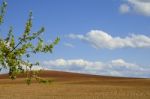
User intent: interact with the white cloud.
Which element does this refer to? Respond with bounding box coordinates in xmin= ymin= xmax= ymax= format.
xmin=111 ymin=59 xmax=138 ymax=69
xmin=64 ymin=43 xmax=75 ymax=48
xmin=0 ymin=68 xmax=8 ymax=74
xmin=19 ymin=64 xmax=47 ymax=71
xmin=68 ymin=34 xmax=85 ymax=40
xmin=68 ymin=30 xmax=150 ymax=49
xmin=31 ymin=65 xmax=48 ymax=70
xmin=43 ymin=59 xmax=104 ymax=72
xmin=43 ymin=58 xmax=150 ymax=78
xmin=119 ymin=4 xmax=130 ymax=13
xmin=120 ymin=0 xmax=150 ymax=16
xmin=0 ymin=65 xmax=47 ymax=74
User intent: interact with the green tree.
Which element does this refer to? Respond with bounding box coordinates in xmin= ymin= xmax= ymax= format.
xmin=0 ymin=1 xmax=60 ymax=84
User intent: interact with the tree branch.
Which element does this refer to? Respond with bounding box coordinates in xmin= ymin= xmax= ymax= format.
xmin=5 ymin=41 xmax=22 ymax=57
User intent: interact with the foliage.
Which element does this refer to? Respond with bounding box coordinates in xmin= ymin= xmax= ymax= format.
xmin=0 ymin=1 xmax=60 ymax=84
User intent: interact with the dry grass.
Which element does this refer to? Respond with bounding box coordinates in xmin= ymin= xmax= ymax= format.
xmin=0 ymin=70 xmax=150 ymax=99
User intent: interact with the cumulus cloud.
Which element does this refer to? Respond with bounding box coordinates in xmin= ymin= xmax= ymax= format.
xmin=31 ymin=65 xmax=48 ymax=70
xmin=43 ymin=58 xmax=150 ymax=78
xmin=19 ymin=64 xmax=47 ymax=71
xmin=111 ymin=59 xmax=138 ymax=69
xmin=68 ymin=30 xmax=150 ymax=49
xmin=119 ymin=4 xmax=130 ymax=13
xmin=64 ymin=43 xmax=75 ymax=48
xmin=0 ymin=68 xmax=8 ymax=74
xmin=0 ymin=65 xmax=47 ymax=74
xmin=43 ymin=59 xmax=104 ymax=71
xmin=120 ymin=0 xmax=150 ymax=16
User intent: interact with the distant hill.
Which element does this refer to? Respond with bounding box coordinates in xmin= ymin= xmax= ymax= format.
xmin=0 ymin=70 xmax=149 ymax=85
xmin=0 ymin=70 xmax=150 ymax=99
xmin=0 ymin=70 xmax=139 ymax=79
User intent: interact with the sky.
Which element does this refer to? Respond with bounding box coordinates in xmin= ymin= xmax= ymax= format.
xmin=0 ymin=0 xmax=150 ymax=78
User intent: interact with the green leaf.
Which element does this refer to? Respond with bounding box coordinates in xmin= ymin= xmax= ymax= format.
xmin=0 ymin=1 xmax=60 ymax=84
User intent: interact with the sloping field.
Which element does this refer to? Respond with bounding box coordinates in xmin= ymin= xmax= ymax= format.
xmin=0 ymin=70 xmax=150 ymax=99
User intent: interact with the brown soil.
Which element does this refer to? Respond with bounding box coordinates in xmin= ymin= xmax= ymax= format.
xmin=0 ymin=70 xmax=150 ymax=99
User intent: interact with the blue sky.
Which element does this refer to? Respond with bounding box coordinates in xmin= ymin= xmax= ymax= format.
xmin=1 ymin=0 xmax=150 ymax=77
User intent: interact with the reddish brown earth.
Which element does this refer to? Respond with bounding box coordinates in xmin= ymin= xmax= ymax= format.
xmin=0 ymin=70 xmax=150 ymax=99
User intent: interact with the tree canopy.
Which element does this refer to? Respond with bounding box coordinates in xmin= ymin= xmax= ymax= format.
xmin=0 ymin=1 xmax=60 ymax=84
